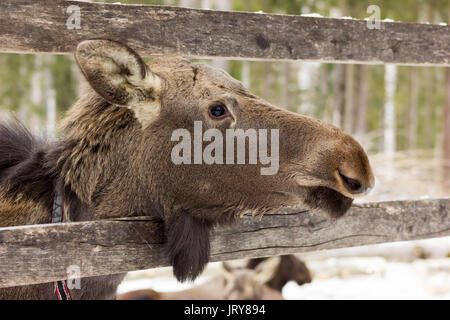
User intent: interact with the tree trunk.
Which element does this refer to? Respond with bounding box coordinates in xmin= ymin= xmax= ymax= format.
xmin=262 ymin=62 xmax=273 ymax=103
xmin=384 ymin=64 xmax=397 ymax=178
xmin=179 ymin=0 xmax=198 ymax=7
xmin=344 ymin=64 xmax=355 ymax=134
xmin=200 ymin=0 xmax=211 ymax=8
xmin=26 ymin=55 xmax=44 ymax=132
xmin=241 ymin=61 xmax=250 ymax=90
xmin=281 ymin=61 xmax=290 ymax=110
xmin=408 ymin=67 xmax=419 ymax=152
xmin=443 ymin=69 xmax=450 ymax=190
xmin=442 ymin=3 xmax=450 ymax=191
xmin=332 ymin=64 xmax=345 ymax=129
xmin=43 ymin=56 xmax=56 ymax=139
xmin=209 ymin=0 xmax=230 ymax=72
xmin=355 ymin=65 xmax=369 ymax=141
xmin=319 ymin=65 xmax=330 ymax=123
xmin=420 ymin=2 xmax=434 ymax=150
xmin=423 ymin=68 xmax=433 ymax=149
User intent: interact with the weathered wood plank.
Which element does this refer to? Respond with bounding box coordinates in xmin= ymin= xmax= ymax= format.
xmin=0 ymin=0 xmax=449 ymax=65
xmin=1 ymin=198 xmax=450 ymax=288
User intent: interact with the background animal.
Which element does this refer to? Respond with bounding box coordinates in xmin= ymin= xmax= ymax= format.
xmin=117 ymin=257 xmax=285 ymax=300
xmin=0 ymin=39 xmax=373 ymax=299
xmin=246 ymin=255 xmax=312 ymax=291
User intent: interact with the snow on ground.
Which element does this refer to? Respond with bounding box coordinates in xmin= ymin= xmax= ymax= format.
xmin=120 ymin=151 xmax=450 ymax=299
xmin=283 ymin=259 xmax=450 ymax=300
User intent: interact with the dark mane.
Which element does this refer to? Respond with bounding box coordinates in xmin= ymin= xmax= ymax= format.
xmin=0 ymin=119 xmax=39 ymax=182
xmin=0 ymin=119 xmax=56 ymax=210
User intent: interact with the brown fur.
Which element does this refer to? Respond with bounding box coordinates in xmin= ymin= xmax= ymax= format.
xmin=0 ymin=40 xmax=374 ymax=299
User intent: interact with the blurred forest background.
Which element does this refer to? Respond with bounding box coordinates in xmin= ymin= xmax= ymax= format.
xmin=2 ymin=0 xmax=450 ymax=195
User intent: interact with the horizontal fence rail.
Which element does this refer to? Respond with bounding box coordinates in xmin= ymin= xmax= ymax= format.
xmin=1 ymin=198 xmax=450 ymax=288
xmin=0 ymin=0 xmax=450 ymax=65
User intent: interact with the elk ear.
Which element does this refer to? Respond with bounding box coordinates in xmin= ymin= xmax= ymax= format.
xmin=253 ymin=256 xmax=281 ymax=284
xmin=222 ymin=261 xmax=235 ymax=274
xmin=75 ymin=39 xmax=161 ymax=106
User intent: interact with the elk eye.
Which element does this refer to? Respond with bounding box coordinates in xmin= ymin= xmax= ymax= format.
xmin=209 ymin=104 xmax=227 ymax=118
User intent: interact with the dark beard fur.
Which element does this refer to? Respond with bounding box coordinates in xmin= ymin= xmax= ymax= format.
xmin=304 ymin=186 xmax=353 ymax=218
xmin=166 ymin=211 xmax=213 ymax=282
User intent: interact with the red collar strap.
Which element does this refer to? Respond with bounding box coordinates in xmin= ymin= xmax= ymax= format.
xmin=52 ymin=191 xmax=72 ymax=300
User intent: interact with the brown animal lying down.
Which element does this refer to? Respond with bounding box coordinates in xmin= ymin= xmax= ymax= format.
xmin=0 ymin=39 xmax=373 ymax=299
xmin=246 ymin=255 xmax=312 ymax=291
xmin=117 ymin=255 xmax=311 ymax=300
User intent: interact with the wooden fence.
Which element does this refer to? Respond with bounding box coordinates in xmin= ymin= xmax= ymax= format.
xmin=0 ymin=0 xmax=450 ymax=288
xmin=2 ymin=0 xmax=450 ymax=65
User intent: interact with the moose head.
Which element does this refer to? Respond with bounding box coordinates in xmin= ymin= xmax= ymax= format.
xmin=57 ymin=39 xmax=375 ymax=282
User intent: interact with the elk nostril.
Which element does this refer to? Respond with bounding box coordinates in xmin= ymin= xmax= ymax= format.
xmin=338 ymin=172 xmax=363 ymax=194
